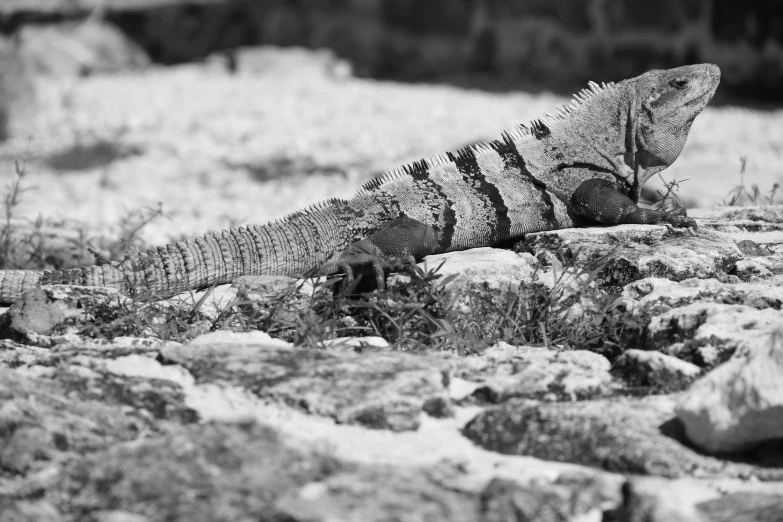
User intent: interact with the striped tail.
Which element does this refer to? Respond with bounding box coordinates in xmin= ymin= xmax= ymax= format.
xmin=0 ymin=199 xmax=357 ymax=304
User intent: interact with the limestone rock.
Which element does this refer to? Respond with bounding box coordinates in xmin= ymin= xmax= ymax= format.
xmin=162 ymin=334 xmax=453 ymax=431
xmin=462 ymin=394 xmax=783 ymax=480
xmin=645 ymin=302 xmax=783 ymax=365
xmin=609 ymin=477 xmax=718 ymax=522
xmin=675 ymin=331 xmax=783 ymax=454
xmin=623 ymin=277 xmax=783 ymax=311
xmin=413 ymin=248 xmax=538 ymax=327
xmin=696 ymin=493 xmax=783 ymax=522
xmin=421 ymin=247 xmax=537 ymax=297
xmin=453 ymin=342 xmax=612 ymax=403
xmin=0 ymin=286 xmax=127 ymax=339
xmin=735 ymin=255 xmax=783 ymax=281
xmin=477 ymin=476 xmax=605 ymax=522
xmin=611 ymin=349 xmax=701 ymax=392
xmin=519 ymin=225 xmax=743 ymax=288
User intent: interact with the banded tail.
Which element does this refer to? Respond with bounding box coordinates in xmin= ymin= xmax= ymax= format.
xmin=0 ymin=199 xmax=356 ymax=304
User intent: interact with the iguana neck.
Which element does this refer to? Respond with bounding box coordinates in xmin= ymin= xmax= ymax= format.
xmin=516 ymin=80 xmax=650 ymax=201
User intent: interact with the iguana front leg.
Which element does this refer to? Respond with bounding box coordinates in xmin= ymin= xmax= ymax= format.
xmin=329 ymin=216 xmax=441 ymax=291
xmin=570 ymin=178 xmax=696 ymax=228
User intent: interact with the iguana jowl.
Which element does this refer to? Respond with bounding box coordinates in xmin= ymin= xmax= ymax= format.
xmin=0 ymin=64 xmax=720 ymax=304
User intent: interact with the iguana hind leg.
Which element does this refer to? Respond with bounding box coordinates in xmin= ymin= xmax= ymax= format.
xmin=571 ymin=178 xmax=696 ymax=228
xmin=328 ymin=216 xmax=441 ymax=291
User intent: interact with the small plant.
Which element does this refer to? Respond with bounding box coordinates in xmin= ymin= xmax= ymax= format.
xmin=722 ymin=156 xmax=779 ymax=206
xmin=0 ymin=157 xmax=34 ymax=268
xmin=651 ymin=173 xmax=689 ymax=212
xmin=210 ymin=248 xmax=648 ymax=356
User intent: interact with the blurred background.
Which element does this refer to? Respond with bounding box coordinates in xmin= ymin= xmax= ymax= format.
xmin=0 ymin=0 xmax=780 ymax=267
xmin=2 ymin=0 xmax=782 ymax=99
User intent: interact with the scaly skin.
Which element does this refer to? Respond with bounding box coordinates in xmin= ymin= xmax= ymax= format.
xmin=0 ymin=64 xmax=720 ymax=304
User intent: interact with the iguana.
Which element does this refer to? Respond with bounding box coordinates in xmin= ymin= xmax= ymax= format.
xmin=0 ymin=63 xmax=720 ymax=304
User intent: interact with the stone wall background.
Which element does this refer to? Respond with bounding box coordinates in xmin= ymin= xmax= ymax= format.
xmin=1 ymin=0 xmax=782 ymax=100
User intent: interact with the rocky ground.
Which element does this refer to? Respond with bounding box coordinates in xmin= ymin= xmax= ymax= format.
xmin=0 ymin=31 xmax=783 ymax=522
xmin=2 ymin=207 xmax=783 ymax=521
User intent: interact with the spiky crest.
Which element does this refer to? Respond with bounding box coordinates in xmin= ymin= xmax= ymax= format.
xmin=350 ymin=78 xmax=620 ymax=196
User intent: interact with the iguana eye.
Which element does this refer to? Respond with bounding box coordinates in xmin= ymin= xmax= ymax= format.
xmin=670 ymin=78 xmax=688 ymax=90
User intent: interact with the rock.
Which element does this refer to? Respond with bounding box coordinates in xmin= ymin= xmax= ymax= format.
xmin=696 ymin=493 xmax=783 ymax=522
xmin=519 ymin=225 xmax=743 ymax=288
xmin=0 ymin=340 xmax=49 ymax=368
xmin=624 ymin=277 xmax=783 ymax=311
xmin=412 ymin=248 xmax=538 ymax=326
xmin=462 ymin=394 xmax=783 ymax=480
xmin=319 ymin=336 xmax=390 ymax=352
xmin=0 ymin=500 xmax=62 ymax=522
xmin=645 ymin=302 xmax=783 ymax=366
xmin=0 ymin=286 xmax=127 ymax=339
xmin=1 ymin=288 xmax=65 ymax=338
xmin=611 ymin=349 xmax=701 ymax=392
xmin=0 ymin=367 xmax=163 ymax=478
xmin=675 ymin=330 xmax=783 ymax=454
xmin=274 ymin=465 xmax=478 ymax=522
xmin=161 ymin=335 xmax=453 ymax=431
xmin=478 ymin=476 xmax=606 ymax=522
xmin=421 ymin=247 xmax=537 ymax=293
xmin=608 ymin=476 xmax=718 ymax=522
xmin=55 ymin=422 xmax=352 ymax=522
xmin=18 ymin=20 xmax=149 ymax=77
xmin=188 ymin=329 xmax=290 ymax=348
xmin=453 ymin=342 xmax=612 ymax=403
xmin=735 ymin=255 xmax=783 ymax=281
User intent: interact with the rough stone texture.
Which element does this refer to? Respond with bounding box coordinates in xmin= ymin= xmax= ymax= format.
xmin=462 ymin=395 xmax=783 ymax=480
xmin=161 ymin=333 xmax=453 ymax=431
xmin=696 ymin=493 xmax=783 ymax=522
xmin=623 ymin=277 xmax=783 ymax=311
xmin=452 ymin=342 xmax=612 ymax=403
xmin=408 ymin=248 xmax=538 ymax=327
xmin=611 ymin=349 xmax=701 ymax=392
xmin=1 ymin=286 xmax=126 ymax=338
xmin=646 ymin=302 xmax=783 ymax=366
xmin=518 ymin=226 xmax=744 ymax=289
xmin=608 ymin=476 xmax=718 ymax=522
xmin=736 ymin=255 xmax=783 ymax=281
xmin=619 ymin=276 xmax=783 ymax=366
xmin=476 ymin=475 xmax=606 ymax=522
xmin=675 ymin=331 xmax=783 ymax=454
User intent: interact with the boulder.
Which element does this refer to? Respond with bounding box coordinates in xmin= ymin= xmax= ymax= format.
xmin=611 ymin=349 xmax=701 ymax=392
xmin=453 ymin=342 xmax=612 ymax=403
xmin=519 ymin=225 xmax=743 ymax=288
xmin=675 ymin=331 xmax=783 ymax=454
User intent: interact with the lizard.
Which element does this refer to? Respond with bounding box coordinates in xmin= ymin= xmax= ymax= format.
xmin=0 ymin=63 xmax=720 ymax=304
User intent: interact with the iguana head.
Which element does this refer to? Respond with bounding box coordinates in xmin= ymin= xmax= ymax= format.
xmin=631 ymin=63 xmax=720 ymax=180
